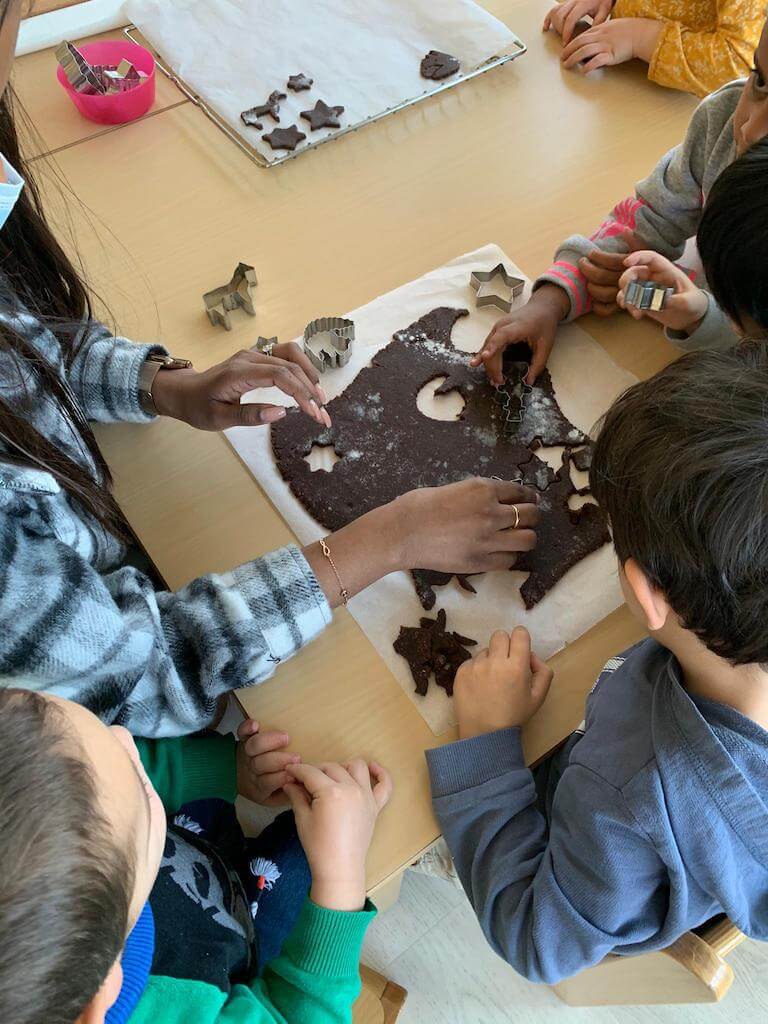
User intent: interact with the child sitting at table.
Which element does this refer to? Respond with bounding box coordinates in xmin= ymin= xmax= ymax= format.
xmin=426 ymin=340 xmax=768 ymax=982
xmin=0 ymin=688 xmax=391 ymax=1023
xmin=616 ymin=135 xmax=768 ymax=339
xmin=543 ymin=0 xmax=762 ymax=97
xmin=474 ymin=15 xmax=768 ymax=387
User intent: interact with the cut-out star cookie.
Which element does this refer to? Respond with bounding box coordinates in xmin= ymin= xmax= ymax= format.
xmin=287 ymin=73 xmax=313 ymax=91
xmin=300 ymin=99 xmax=344 ymax=131
xmin=263 ymin=124 xmax=306 ymax=151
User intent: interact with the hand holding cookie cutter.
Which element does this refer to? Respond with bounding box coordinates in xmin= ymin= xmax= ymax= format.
xmin=624 ymin=279 xmax=674 ymax=312
xmin=303 ymin=317 xmax=355 ymax=373
xmin=470 ymin=263 xmax=525 ymax=313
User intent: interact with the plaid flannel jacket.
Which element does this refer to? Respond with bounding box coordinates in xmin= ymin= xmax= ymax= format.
xmin=0 ymin=310 xmax=330 ymax=736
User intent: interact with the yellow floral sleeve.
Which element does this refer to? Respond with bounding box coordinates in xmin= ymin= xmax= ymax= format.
xmin=612 ymin=0 xmax=763 ymax=97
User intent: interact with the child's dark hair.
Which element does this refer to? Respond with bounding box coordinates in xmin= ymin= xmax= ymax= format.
xmin=0 ymin=690 xmax=134 ymax=1024
xmin=698 ymin=136 xmax=768 ymax=335
xmin=591 ymin=341 xmax=768 ymax=665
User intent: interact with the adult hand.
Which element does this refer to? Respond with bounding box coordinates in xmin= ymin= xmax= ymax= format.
xmin=394 ymin=477 xmax=540 ymax=574
xmin=561 ymin=18 xmax=660 ymax=73
xmin=284 ymin=760 xmax=393 ymax=911
xmin=543 ymin=0 xmax=614 ymax=45
xmin=618 ymin=251 xmax=708 ymax=333
xmin=579 ymin=228 xmax=644 ymax=315
xmin=454 ymin=626 xmax=553 ymax=739
xmin=472 ymin=285 xmax=570 ymax=386
xmin=236 ymin=718 xmax=302 ymax=807
xmin=151 ymin=342 xmax=332 ymax=429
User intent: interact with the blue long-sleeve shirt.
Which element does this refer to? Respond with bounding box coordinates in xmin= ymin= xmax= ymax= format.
xmin=426 ymin=639 xmax=768 ymax=983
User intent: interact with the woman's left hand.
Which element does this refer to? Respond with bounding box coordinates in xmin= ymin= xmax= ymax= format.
xmin=560 ymin=18 xmax=661 ymax=72
xmin=151 ymin=342 xmax=331 ymax=429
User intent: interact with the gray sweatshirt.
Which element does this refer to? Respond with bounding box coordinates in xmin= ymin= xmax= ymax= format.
xmin=535 ymin=81 xmax=743 ymax=351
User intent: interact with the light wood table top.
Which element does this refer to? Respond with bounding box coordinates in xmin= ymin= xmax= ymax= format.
xmin=15 ymin=0 xmax=697 ymax=891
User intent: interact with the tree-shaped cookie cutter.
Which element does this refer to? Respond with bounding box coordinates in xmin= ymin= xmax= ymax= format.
xmin=470 ymin=263 xmax=525 ymax=313
xmin=494 ymin=365 xmax=533 ymax=437
xmin=302 ymin=317 xmax=355 ymax=373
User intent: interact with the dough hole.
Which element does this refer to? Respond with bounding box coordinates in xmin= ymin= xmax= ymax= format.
xmin=304 ymin=444 xmax=341 ymax=473
xmin=417 ymin=376 xmax=466 ymax=421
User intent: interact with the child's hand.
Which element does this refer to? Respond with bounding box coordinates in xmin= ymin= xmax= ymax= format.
xmin=454 ymin=627 xmax=553 ymax=740
xmin=543 ymin=0 xmax=614 ymax=45
xmin=471 ymin=285 xmax=570 ymax=385
xmin=561 ymin=19 xmax=661 ymax=73
xmin=284 ymin=760 xmax=393 ymax=912
xmin=236 ymin=719 xmax=302 ymax=807
xmin=578 ymin=230 xmax=644 ymax=314
xmin=618 ymin=251 xmax=709 ymax=334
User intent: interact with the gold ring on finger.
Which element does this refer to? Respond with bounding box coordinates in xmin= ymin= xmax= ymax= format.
xmin=511 ymin=504 xmax=520 ymax=530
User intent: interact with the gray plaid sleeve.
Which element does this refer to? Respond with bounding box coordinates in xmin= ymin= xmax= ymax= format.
xmin=0 ymin=500 xmax=331 ymax=735
xmin=68 ymin=321 xmax=168 ymax=423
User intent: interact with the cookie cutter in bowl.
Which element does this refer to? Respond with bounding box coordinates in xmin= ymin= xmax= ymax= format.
xmin=624 ymin=279 xmax=673 ymax=312
xmin=302 ymin=317 xmax=355 ymax=373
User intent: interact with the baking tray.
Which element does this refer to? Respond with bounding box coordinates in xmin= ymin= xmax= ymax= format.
xmin=124 ymin=24 xmax=526 ymax=168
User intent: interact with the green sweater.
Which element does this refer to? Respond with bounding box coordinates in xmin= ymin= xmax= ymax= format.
xmin=132 ymin=734 xmax=376 ymax=1024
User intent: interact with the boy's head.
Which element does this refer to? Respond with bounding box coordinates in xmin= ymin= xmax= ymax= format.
xmin=0 ymin=690 xmax=166 ymax=1024
xmin=591 ymin=341 xmax=768 ymax=666
xmin=698 ymin=136 xmax=768 ymax=338
xmin=733 ymin=17 xmax=768 ymax=157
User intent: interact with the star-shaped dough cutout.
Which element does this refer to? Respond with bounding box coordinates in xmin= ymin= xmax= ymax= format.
xmin=287 ymin=73 xmax=313 ymax=91
xmin=470 ymin=263 xmax=525 ymax=313
xmin=300 ymin=99 xmax=344 ymax=131
xmin=262 ymin=124 xmax=306 ymax=151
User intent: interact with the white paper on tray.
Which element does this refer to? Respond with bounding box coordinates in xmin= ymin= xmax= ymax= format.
xmin=226 ymin=245 xmax=637 ymax=734
xmin=125 ymin=0 xmax=519 ymax=164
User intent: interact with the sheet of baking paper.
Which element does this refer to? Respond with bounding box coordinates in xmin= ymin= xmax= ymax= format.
xmin=124 ymin=0 xmax=520 ymax=164
xmin=225 ymin=245 xmax=637 ymax=734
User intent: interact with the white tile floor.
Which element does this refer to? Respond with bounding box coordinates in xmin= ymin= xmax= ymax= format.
xmin=362 ymin=871 xmax=768 ymax=1023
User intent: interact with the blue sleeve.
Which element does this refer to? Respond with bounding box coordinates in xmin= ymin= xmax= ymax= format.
xmin=426 ymin=728 xmax=667 ymax=983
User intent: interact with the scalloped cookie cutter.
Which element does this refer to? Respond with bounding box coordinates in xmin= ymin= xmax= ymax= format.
xmin=302 ymin=317 xmax=355 ymax=373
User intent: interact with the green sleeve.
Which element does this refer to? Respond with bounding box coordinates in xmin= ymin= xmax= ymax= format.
xmin=135 ymin=734 xmax=237 ymax=813
xmin=130 ymin=899 xmax=376 ymax=1024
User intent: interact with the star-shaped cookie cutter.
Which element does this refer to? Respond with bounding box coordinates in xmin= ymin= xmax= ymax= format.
xmin=624 ymin=279 xmax=674 ymax=312
xmin=302 ymin=317 xmax=355 ymax=373
xmin=470 ymin=263 xmax=525 ymax=313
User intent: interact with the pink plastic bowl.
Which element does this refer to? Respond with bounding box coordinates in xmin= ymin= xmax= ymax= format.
xmin=56 ymin=40 xmax=156 ymax=125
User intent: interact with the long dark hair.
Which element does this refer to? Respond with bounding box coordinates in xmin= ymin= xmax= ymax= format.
xmin=0 ymin=79 xmax=127 ymax=537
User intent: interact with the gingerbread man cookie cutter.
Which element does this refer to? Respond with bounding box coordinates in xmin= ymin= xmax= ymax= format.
xmin=302 ymin=317 xmax=355 ymax=373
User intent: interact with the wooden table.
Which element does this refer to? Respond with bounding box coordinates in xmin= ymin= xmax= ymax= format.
xmin=15 ymin=0 xmax=696 ymax=895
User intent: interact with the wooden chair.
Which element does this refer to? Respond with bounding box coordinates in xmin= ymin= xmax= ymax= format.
xmin=353 ymin=966 xmax=407 ymax=1023
xmin=553 ymin=917 xmax=745 ymax=1006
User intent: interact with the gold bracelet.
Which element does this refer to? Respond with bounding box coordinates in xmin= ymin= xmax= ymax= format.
xmin=320 ymin=538 xmax=348 ymax=606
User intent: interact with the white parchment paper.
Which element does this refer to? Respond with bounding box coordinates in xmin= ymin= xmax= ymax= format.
xmin=125 ymin=0 xmax=520 ymax=164
xmin=226 ymin=245 xmax=637 ymax=733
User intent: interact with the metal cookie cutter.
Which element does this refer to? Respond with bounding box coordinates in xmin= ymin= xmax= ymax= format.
xmin=624 ymin=279 xmax=674 ymax=312
xmin=470 ymin=263 xmax=525 ymax=313
xmin=203 ymin=262 xmax=257 ymax=330
xmin=302 ymin=317 xmax=355 ymax=373
xmin=55 ymin=40 xmax=106 ymax=94
xmin=494 ymin=364 xmax=533 ymax=438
